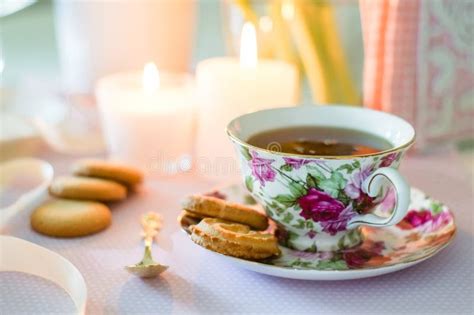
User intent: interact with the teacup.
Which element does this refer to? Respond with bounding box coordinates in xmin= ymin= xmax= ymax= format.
xmin=227 ymin=106 xmax=415 ymax=252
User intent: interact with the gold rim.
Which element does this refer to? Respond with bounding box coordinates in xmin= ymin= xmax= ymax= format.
xmin=227 ymin=128 xmax=416 ymax=160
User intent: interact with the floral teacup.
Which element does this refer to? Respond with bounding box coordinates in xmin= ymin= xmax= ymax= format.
xmin=227 ymin=106 xmax=415 ymax=252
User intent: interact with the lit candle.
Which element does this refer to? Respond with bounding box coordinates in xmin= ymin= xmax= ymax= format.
xmin=96 ymin=63 xmax=194 ymax=175
xmin=195 ymin=22 xmax=299 ymax=180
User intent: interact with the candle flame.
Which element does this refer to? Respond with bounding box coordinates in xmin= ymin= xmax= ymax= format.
xmin=143 ymin=62 xmax=160 ymax=94
xmin=239 ymin=22 xmax=258 ymax=68
xmin=281 ymin=1 xmax=294 ymax=21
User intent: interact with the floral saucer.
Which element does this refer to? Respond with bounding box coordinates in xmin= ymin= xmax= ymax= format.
xmin=179 ymin=184 xmax=456 ymax=280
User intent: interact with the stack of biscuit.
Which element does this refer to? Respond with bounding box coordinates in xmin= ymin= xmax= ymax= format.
xmin=31 ymin=159 xmax=143 ymax=238
xmin=181 ymin=195 xmax=281 ymax=260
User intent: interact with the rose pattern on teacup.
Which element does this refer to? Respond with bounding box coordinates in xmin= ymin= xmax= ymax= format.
xmin=238 ymin=145 xmax=404 ymax=252
xmin=269 ymin=187 xmax=455 ymax=270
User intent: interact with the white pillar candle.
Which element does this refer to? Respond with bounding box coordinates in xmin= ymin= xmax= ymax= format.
xmin=96 ymin=63 xmax=194 ymax=175
xmin=195 ymin=22 xmax=299 ymax=180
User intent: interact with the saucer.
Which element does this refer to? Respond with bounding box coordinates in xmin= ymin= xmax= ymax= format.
xmin=179 ymin=184 xmax=456 ymax=280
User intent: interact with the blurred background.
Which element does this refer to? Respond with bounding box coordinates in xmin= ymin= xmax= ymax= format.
xmin=1 ymin=0 xmax=473 ymax=179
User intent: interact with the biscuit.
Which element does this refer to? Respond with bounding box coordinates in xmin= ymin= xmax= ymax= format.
xmin=178 ymin=210 xmax=202 ymax=234
xmin=31 ymin=199 xmax=112 ymax=237
xmin=49 ymin=176 xmax=127 ymax=201
xmin=72 ymin=159 xmax=143 ymax=187
xmin=190 ymin=218 xmax=280 ymax=260
xmin=182 ymin=195 xmax=268 ymax=230
xmin=182 ymin=209 xmax=205 ymax=220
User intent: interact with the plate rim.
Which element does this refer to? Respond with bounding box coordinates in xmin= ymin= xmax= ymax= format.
xmin=184 ymin=228 xmax=455 ymax=280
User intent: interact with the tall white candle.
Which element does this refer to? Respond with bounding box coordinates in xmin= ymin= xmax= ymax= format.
xmin=195 ymin=22 xmax=299 ymax=180
xmin=96 ymin=63 xmax=194 ymax=175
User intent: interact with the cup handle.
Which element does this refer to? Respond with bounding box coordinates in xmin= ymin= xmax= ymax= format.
xmin=347 ymin=167 xmax=410 ymax=229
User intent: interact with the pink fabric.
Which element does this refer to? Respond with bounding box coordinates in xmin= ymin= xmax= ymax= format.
xmin=360 ymin=0 xmax=474 ymax=149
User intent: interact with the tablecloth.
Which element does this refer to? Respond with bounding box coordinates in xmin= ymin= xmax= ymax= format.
xmin=1 ymin=149 xmax=473 ymax=315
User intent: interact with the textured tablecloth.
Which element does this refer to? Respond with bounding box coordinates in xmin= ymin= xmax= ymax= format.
xmin=1 ymin=149 xmax=473 ymax=315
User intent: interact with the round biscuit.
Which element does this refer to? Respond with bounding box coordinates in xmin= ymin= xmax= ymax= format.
xmin=72 ymin=159 xmax=143 ymax=187
xmin=182 ymin=195 xmax=268 ymax=230
xmin=49 ymin=176 xmax=127 ymax=201
xmin=190 ymin=218 xmax=280 ymax=260
xmin=31 ymin=199 xmax=112 ymax=237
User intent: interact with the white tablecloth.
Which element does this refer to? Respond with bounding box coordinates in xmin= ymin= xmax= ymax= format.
xmin=1 ymin=150 xmax=473 ymax=315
